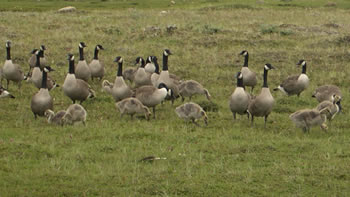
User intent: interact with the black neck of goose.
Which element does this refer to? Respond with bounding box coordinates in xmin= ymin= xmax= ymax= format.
xmin=117 ymin=62 xmax=123 ymax=76
xmin=162 ymin=54 xmax=169 ymax=71
xmin=79 ymin=47 xmax=84 ymax=61
xmin=263 ymin=69 xmax=269 ymax=88
xmin=39 ymin=49 xmax=44 ymax=58
xmin=41 ymin=71 xmax=47 ymax=89
xmin=35 ymin=54 xmax=40 ymax=68
xmin=237 ymin=77 xmax=244 ymax=87
xmin=69 ymin=60 xmax=75 ymax=74
xmin=154 ymin=61 xmax=160 ymax=74
xmin=243 ymin=54 xmax=249 ymax=67
xmin=140 ymin=59 xmax=145 ymax=68
xmin=301 ymin=63 xmax=306 ymax=74
xmin=6 ymin=47 xmax=11 ymax=60
xmin=93 ymin=47 xmax=99 ymax=60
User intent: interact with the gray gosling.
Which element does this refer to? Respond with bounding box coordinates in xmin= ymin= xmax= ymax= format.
xmin=75 ymin=42 xmax=91 ymax=82
xmin=2 ymin=41 xmax=24 ymax=89
xmin=175 ymin=102 xmax=208 ymax=126
xmin=239 ymin=50 xmax=257 ymax=92
xmin=115 ymin=97 xmax=151 ymax=120
xmin=316 ymin=94 xmax=342 ymax=124
xmin=62 ymin=104 xmax=87 ymax=126
xmin=229 ymin=71 xmax=251 ymax=120
xmin=178 ymin=80 xmax=211 ymax=102
xmin=312 ymin=85 xmax=342 ymax=103
xmin=89 ymin=44 xmax=105 ymax=81
xmin=289 ymin=108 xmax=331 ymax=132
xmin=44 ymin=109 xmax=66 ymax=125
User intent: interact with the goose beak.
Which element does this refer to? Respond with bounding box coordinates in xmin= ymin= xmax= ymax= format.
xmin=10 ymin=94 xmax=15 ymax=99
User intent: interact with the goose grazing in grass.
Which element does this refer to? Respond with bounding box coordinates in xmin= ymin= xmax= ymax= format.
xmin=28 ymin=45 xmax=47 ymax=72
xmin=44 ymin=109 xmax=66 ymax=125
xmin=89 ymin=44 xmax=104 ymax=81
xmin=31 ymin=68 xmax=53 ymax=119
xmin=289 ymin=108 xmax=330 ymax=133
xmin=102 ymin=56 xmax=132 ymax=101
xmin=312 ymin=85 xmax=342 ymax=103
xmin=248 ymin=63 xmax=275 ymax=127
xmin=145 ymin=56 xmax=156 ymax=73
xmin=175 ymin=102 xmax=208 ymax=126
xmin=134 ymin=57 xmax=152 ymax=87
xmin=63 ymin=54 xmax=95 ymax=104
xmin=135 ymin=83 xmax=171 ymax=118
xmin=274 ymin=60 xmax=309 ymax=97
xmin=316 ymin=94 xmax=342 ymax=124
xmin=178 ymin=80 xmax=211 ymax=102
xmin=229 ymin=71 xmax=251 ymax=120
xmin=0 ymin=85 xmax=15 ymax=98
xmin=2 ymin=41 xmax=24 ymax=89
xmin=75 ymin=42 xmax=91 ymax=82
xmin=62 ymin=104 xmax=87 ymax=126
xmin=239 ymin=50 xmax=257 ymax=92
xmin=115 ymin=97 xmax=151 ymax=120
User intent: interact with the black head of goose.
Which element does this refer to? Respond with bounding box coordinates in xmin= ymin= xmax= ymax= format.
xmin=75 ymin=42 xmax=91 ymax=82
xmin=238 ymin=50 xmax=257 ymax=92
xmin=3 ymin=41 xmax=24 ymax=89
xmin=0 ymin=86 xmax=15 ymax=98
xmin=229 ymin=71 xmax=251 ymax=120
xmin=90 ymin=44 xmax=105 ymax=80
xmin=248 ymin=63 xmax=275 ymax=127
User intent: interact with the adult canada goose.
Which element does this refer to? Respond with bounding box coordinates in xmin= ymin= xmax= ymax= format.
xmin=134 ymin=83 xmax=171 ymax=118
xmin=248 ymin=63 xmax=275 ymax=127
xmin=102 ymin=56 xmax=133 ymax=101
xmin=28 ymin=50 xmax=58 ymax=91
xmin=89 ymin=44 xmax=104 ymax=81
xmin=115 ymin=97 xmax=151 ymax=120
xmin=44 ymin=109 xmax=66 ymax=125
xmin=239 ymin=50 xmax=257 ymax=92
xmin=151 ymin=56 xmax=179 ymax=87
xmin=2 ymin=41 xmax=24 ymax=89
xmin=316 ymin=94 xmax=342 ymax=123
xmin=75 ymin=42 xmax=91 ymax=82
xmin=145 ymin=56 xmax=156 ymax=73
xmin=175 ymin=102 xmax=208 ymax=126
xmin=312 ymin=85 xmax=342 ymax=103
xmin=0 ymin=85 xmax=15 ymax=98
xmin=28 ymin=45 xmax=47 ymax=72
xmin=134 ymin=57 xmax=152 ymax=87
xmin=63 ymin=54 xmax=95 ymax=104
xmin=62 ymin=104 xmax=87 ymax=125
xmin=274 ymin=60 xmax=309 ymax=97
xmin=30 ymin=68 xmax=53 ymax=119
xmin=289 ymin=108 xmax=330 ymax=132
xmin=178 ymin=80 xmax=211 ymax=102
xmin=229 ymin=71 xmax=251 ymax=120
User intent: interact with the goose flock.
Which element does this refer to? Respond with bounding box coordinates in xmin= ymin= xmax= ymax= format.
xmin=0 ymin=41 xmax=343 ymax=131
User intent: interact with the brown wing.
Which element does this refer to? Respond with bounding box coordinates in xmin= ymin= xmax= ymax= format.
xmin=280 ymin=75 xmax=299 ymax=93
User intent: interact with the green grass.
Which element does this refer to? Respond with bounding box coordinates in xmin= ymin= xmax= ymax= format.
xmin=1 ymin=1 xmax=350 ymax=196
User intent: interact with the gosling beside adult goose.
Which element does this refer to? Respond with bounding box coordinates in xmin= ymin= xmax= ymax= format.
xmin=248 ymin=63 xmax=275 ymax=127
xmin=316 ymin=94 xmax=342 ymax=123
xmin=175 ymin=102 xmax=208 ymax=126
xmin=102 ymin=56 xmax=133 ymax=102
xmin=62 ymin=104 xmax=87 ymax=126
xmin=274 ymin=60 xmax=309 ymax=97
xmin=229 ymin=71 xmax=251 ymax=120
xmin=89 ymin=44 xmax=105 ymax=81
xmin=115 ymin=97 xmax=151 ymax=120
xmin=63 ymin=54 xmax=95 ymax=104
xmin=239 ymin=50 xmax=257 ymax=92
xmin=2 ymin=41 xmax=24 ymax=89
xmin=30 ymin=68 xmax=53 ymax=119
xmin=312 ymin=85 xmax=342 ymax=103
xmin=178 ymin=80 xmax=211 ymax=102
xmin=0 ymin=85 xmax=15 ymax=98
xmin=75 ymin=42 xmax=91 ymax=82
xmin=289 ymin=108 xmax=330 ymax=132
xmin=134 ymin=57 xmax=152 ymax=87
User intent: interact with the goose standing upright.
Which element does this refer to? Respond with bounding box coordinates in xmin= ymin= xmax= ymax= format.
xmin=239 ymin=50 xmax=257 ymax=92
xmin=229 ymin=71 xmax=251 ymax=120
xmin=75 ymin=42 xmax=91 ymax=82
xmin=248 ymin=64 xmax=275 ymax=127
xmin=89 ymin=44 xmax=105 ymax=81
xmin=2 ymin=41 xmax=24 ymax=89
xmin=28 ymin=45 xmax=47 ymax=72
xmin=31 ymin=68 xmax=53 ymax=119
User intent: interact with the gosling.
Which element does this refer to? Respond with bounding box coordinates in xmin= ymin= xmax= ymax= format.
xmin=62 ymin=104 xmax=87 ymax=126
xmin=175 ymin=102 xmax=208 ymax=126
xmin=115 ymin=97 xmax=151 ymax=120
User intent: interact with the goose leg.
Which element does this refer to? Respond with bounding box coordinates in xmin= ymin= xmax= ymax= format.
xmin=33 ymin=113 xmax=37 ymax=119
xmin=250 ymin=86 xmax=254 ymax=93
xmin=233 ymin=112 xmax=236 ymax=120
xmin=6 ymin=79 xmax=9 ymax=89
xmin=130 ymin=114 xmax=134 ymax=120
xmin=264 ymin=115 xmax=269 ymax=128
xmin=247 ymin=112 xmax=250 ymax=120
xmin=153 ymin=107 xmax=156 ymax=119
xmin=192 ymin=118 xmax=200 ymax=127
xmin=251 ymin=116 xmax=254 ymax=127
xmin=82 ymin=121 xmax=86 ymax=126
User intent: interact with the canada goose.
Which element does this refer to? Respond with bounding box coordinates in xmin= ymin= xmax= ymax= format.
xmin=102 ymin=56 xmax=133 ymax=101
xmin=62 ymin=104 xmax=87 ymax=125
xmin=28 ymin=50 xmax=58 ymax=90
xmin=28 ymin=45 xmax=47 ymax=72
xmin=239 ymin=50 xmax=257 ymax=92
xmin=316 ymin=94 xmax=342 ymax=123
xmin=89 ymin=44 xmax=104 ymax=80
xmin=312 ymin=85 xmax=342 ymax=103
xmin=274 ymin=60 xmax=309 ymax=97
xmin=248 ymin=63 xmax=275 ymax=127
xmin=134 ymin=57 xmax=152 ymax=87
xmin=145 ymin=56 xmax=156 ymax=73
xmin=134 ymin=83 xmax=171 ymax=118
xmin=2 ymin=41 xmax=24 ymax=89
xmin=30 ymin=68 xmax=53 ymax=119
xmin=151 ymin=56 xmax=180 ymax=87
xmin=229 ymin=71 xmax=251 ymax=120
xmin=175 ymin=102 xmax=208 ymax=126
xmin=75 ymin=42 xmax=91 ymax=82
xmin=44 ymin=109 xmax=66 ymax=125
xmin=289 ymin=108 xmax=330 ymax=132
xmin=178 ymin=80 xmax=211 ymax=102
xmin=115 ymin=97 xmax=151 ymax=120
xmin=63 ymin=54 xmax=95 ymax=104
xmin=0 ymin=85 xmax=15 ymax=98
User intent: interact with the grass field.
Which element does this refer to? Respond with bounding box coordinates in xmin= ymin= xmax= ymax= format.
xmin=0 ymin=0 xmax=350 ymax=196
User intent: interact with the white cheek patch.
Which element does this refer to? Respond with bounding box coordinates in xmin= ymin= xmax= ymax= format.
xmin=264 ymin=65 xmax=269 ymax=70
xmin=97 ymin=45 xmax=100 ymax=50
xmin=239 ymin=73 xmax=243 ymax=79
xmin=3 ymin=90 xmax=10 ymax=96
xmin=167 ymin=89 xmax=172 ymax=96
xmin=302 ymin=61 xmax=306 ymax=66
xmin=79 ymin=43 xmax=83 ymax=48
xmin=71 ymin=56 xmax=75 ymax=61
xmin=243 ymin=51 xmax=248 ymax=56
xmin=44 ymin=68 xmax=49 ymax=72
xmin=164 ymin=51 xmax=168 ymax=56
xmin=119 ymin=58 xmax=123 ymax=63
xmin=35 ymin=50 xmax=40 ymax=55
